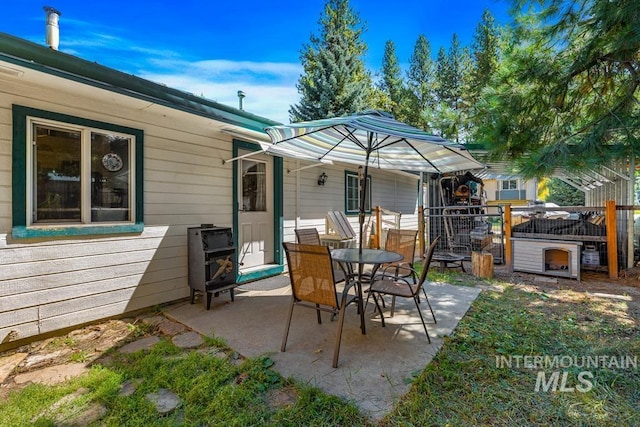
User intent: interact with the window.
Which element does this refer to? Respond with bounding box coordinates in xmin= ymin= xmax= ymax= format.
xmin=501 ymin=180 xmax=518 ymax=190
xmin=240 ymin=159 xmax=266 ymax=211
xmin=345 ymin=170 xmax=371 ymax=214
xmin=12 ymin=105 xmax=143 ymax=238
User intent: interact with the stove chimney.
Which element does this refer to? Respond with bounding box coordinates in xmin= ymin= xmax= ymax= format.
xmin=44 ymin=6 xmax=61 ymax=50
xmin=237 ymin=90 xmax=245 ymax=110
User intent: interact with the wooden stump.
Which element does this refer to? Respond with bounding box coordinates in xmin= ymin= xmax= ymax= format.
xmin=472 ymin=251 xmax=494 ymax=279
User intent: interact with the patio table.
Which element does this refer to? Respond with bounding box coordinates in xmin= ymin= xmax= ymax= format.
xmin=331 ymin=248 xmax=402 ymax=335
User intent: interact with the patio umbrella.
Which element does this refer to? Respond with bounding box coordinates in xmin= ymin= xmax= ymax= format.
xmin=265 ymin=110 xmax=484 ymax=252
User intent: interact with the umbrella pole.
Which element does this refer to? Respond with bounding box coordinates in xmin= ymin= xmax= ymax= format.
xmin=359 ymin=158 xmax=370 ymax=255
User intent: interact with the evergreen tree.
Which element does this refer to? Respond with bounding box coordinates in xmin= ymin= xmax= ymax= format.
xmin=378 ymin=40 xmax=405 ymax=120
xmin=470 ymin=9 xmax=500 ymax=99
xmin=544 ymin=178 xmax=585 ymax=206
xmin=475 ymin=0 xmax=640 ymax=177
xmin=467 ymin=9 xmax=500 ymax=137
xmin=434 ymin=46 xmax=451 ymax=105
xmin=405 ymin=34 xmax=435 ymax=130
xmin=289 ymin=0 xmax=371 ymax=122
xmin=433 ymin=34 xmax=471 ymax=141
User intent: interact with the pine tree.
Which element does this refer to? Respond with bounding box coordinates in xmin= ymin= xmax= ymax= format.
xmin=289 ymin=0 xmax=371 ymax=122
xmin=475 ymin=0 xmax=640 ymax=177
xmin=433 ymin=34 xmax=471 ymax=141
xmin=378 ymin=40 xmax=405 ymax=120
xmin=470 ymin=9 xmax=500 ymax=98
xmin=434 ymin=46 xmax=451 ymax=105
xmin=405 ymin=34 xmax=435 ymax=130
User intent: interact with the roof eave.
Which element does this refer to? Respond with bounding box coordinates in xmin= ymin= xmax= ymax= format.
xmin=0 ymin=32 xmax=281 ymax=133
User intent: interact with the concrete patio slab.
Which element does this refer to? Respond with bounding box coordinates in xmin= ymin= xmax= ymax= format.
xmin=163 ymin=275 xmax=481 ymax=420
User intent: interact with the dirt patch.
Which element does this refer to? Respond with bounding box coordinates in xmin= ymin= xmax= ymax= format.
xmin=492 ymin=264 xmax=640 ymax=324
xmin=265 ymin=385 xmax=298 ymax=410
xmin=0 ymin=317 xmax=153 ymax=400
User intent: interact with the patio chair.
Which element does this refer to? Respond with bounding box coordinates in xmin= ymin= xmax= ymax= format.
xmin=294 ymin=228 xmax=321 ymax=245
xmin=368 ymin=229 xmax=418 ymax=316
xmin=383 ymin=229 xmax=419 ymax=280
xmin=281 ymin=242 xmax=358 ymax=368
xmin=295 ymin=227 xmax=346 ymax=284
xmin=366 ymin=236 xmax=440 ymax=343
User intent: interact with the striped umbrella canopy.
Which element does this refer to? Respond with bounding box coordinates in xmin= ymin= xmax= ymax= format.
xmin=265 ymin=110 xmax=484 ymax=251
xmin=265 ymin=110 xmax=482 ymax=173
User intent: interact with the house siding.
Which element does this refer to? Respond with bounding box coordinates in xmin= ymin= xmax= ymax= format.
xmin=1 ymin=33 xmax=429 ymax=346
xmin=282 ymin=158 xmax=420 ymax=243
xmin=0 ymin=71 xmax=238 ymax=345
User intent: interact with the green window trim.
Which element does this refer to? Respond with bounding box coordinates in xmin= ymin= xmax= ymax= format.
xmin=11 ymin=104 xmax=144 ymax=239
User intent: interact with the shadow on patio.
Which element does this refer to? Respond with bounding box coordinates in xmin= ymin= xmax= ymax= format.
xmin=163 ymin=274 xmax=481 ymax=420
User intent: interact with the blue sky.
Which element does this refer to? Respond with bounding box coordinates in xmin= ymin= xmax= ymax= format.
xmin=2 ymin=1 xmax=512 ymax=123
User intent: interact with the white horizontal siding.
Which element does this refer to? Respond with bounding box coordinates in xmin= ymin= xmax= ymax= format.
xmin=281 ymin=157 xmax=420 ymax=246
xmin=0 ymin=73 xmax=239 ymax=343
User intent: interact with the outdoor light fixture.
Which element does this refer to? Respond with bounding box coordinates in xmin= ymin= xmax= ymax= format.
xmin=318 ymin=172 xmax=328 ymax=186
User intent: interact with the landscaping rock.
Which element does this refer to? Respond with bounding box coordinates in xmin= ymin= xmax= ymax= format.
xmin=119 ymin=378 xmax=143 ymax=397
xmin=140 ymin=315 xmax=165 ymax=328
xmin=118 ymin=336 xmax=161 ymax=354
xmin=172 ymin=331 xmax=203 ymax=349
xmin=21 ymin=350 xmax=66 ymax=370
xmin=65 ymin=402 xmax=107 ymax=426
xmin=0 ymin=352 xmax=27 ymax=383
xmin=14 ymin=362 xmax=88 ymax=386
xmin=146 ymin=388 xmax=181 ymax=415
xmin=157 ymin=319 xmax=187 ymax=336
xmin=35 ymin=386 xmax=107 ymax=427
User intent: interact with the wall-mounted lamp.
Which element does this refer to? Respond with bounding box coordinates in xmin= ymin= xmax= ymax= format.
xmin=317 ymin=172 xmax=328 ymax=186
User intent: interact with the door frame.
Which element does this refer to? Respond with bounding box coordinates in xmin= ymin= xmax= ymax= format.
xmin=232 ymin=139 xmax=283 ymax=282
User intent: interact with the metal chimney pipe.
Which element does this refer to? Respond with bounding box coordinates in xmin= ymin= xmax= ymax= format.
xmin=44 ymin=6 xmax=61 ymax=50
xmin=237 ymin=90 xmax=245 ymax=110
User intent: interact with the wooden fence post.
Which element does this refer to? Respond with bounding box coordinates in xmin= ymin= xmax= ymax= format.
xmin=504 ymin=204 xmax=512 ymax=269
xmin=374 ymin=206 xmax=381 ymax=249
xmin=605 ymin=200 xmax=618 ymax=279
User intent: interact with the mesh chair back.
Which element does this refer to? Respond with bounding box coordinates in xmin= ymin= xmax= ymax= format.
xmin=294 ymin=228 xmax=321 ymax=245
xmin=283 ymin=242 xmax=339 ymax=308
xmin=385 ymin=229 xmax=418 ymax=265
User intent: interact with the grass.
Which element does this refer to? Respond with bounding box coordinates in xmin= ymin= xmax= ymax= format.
xmin=1 ymin=272 xmax=638 ymax=426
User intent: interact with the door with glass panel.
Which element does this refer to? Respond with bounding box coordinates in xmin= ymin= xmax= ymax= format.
xmin=237 ymin=151 xmax=274 ymax=270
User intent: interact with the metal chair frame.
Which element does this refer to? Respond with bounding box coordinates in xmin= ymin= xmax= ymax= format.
xmin=281 ymin=242 xmax=357 ymax=368
xmin=366 ymin=236 xmax=440 ymax=343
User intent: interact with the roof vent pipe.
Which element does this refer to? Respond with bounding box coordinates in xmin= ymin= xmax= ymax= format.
xmin=44 ymin=6 xmax=61 ymax=50
xmin=237 ymin=90 xmax=245 ymax=110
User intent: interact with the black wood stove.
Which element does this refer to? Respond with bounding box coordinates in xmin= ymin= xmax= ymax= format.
xmin=187 ymin=225 xmax=237 ymax=310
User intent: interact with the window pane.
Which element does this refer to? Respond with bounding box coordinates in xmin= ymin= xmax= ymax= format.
xmin=241 ymin=160 xmax=266 ymax=211
xmin=34 ymin=125 xmax=81 ymax=223
xmin=91 ymin=132 xmax=130 ymax=222
xmin=346 ymin=175 xmax=359 ymax=212
xmin=502 ymin=180 xmax=517 ymax=190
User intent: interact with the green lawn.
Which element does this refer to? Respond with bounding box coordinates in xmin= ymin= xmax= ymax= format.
xmin=1 ymin=274 xmax=638 ymax=426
